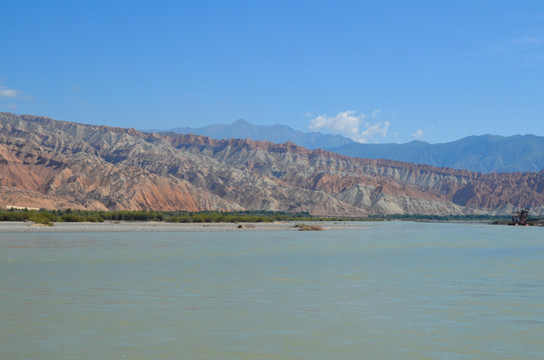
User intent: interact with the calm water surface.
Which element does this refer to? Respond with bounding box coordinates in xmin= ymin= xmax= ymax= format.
xmin=1 ymin=222 xmax=543 ymax=359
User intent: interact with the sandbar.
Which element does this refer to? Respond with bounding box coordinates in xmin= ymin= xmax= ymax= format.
xmin=0 ymin=221 xmax=367 ymax=233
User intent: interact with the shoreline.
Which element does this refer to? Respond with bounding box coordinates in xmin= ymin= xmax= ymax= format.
xmin=0 ymin=221 xmax=368 ymax=233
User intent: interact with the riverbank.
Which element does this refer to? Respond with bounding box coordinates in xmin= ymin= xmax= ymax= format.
xmin=0 ymin=221 xmax=368 ymax=233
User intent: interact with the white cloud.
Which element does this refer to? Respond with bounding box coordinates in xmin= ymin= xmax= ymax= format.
xmin=310 ymin=110 xmax=362 ymax=135
xmin=309 ymin=110 xmax=390 ymax=143
xmin=302 ymin=111 xmax=314 ymax=118
xmin=0 ymin=86 xmax=20 ymax=98
xmin=362 ymin=120 xmax=389 ymax=139
xmin=371 ymin=109 xmax=381 ymax=118
xmin=412 ymin=129 xmax=424 ymax=140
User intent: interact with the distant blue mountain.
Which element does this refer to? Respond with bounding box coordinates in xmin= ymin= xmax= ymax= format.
xmin=149 ymin=119 xmax=354 ymax=150
xmin=147 ymin=120 xmax=544 ymax=173
xmin=328 ymin=134 xmax=544 ymax=173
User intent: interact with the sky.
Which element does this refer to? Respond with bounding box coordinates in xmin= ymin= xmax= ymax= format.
xmin=1 ymin=0 xmax=544 ymax=144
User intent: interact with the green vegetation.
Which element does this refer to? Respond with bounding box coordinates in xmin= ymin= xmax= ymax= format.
xmin=0 ymin=208 xmax=519 ymax=226
xmin=0 ymin=208 xmax=57 ymax=226
xmin=0 ymin=208 xmax=345 ymax=224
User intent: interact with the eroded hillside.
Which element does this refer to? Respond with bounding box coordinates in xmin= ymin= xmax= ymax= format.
xmin=1 ymin=112 xmax=543 ymax=215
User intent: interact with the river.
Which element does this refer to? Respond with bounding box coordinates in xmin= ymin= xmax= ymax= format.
xmin=1 ymin=221 xmax=543 ymax=359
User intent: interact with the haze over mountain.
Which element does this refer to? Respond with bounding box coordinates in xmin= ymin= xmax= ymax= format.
xmin=331 ymin=135 xmax=544 ymax=174
xmin=148 ymin=119 xmax=353 ymax=150
xmin=2 ymin=112 xmax=544 ymax=216
xmin=153 ymin=120 xmax=544 ymax=174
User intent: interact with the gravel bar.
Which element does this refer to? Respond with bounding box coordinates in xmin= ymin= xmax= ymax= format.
xmin=0 ymin=221 xmax=368 ymax=233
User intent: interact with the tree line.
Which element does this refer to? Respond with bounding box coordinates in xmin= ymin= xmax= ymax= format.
xmin=0 ymin=208 xmax=348 ymax=226
xmin=0 ymin=208 xmax=509 ymax=226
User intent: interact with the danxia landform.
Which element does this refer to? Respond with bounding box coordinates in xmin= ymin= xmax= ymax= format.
xmin=1 ymin=112 xmax=543 ymax=215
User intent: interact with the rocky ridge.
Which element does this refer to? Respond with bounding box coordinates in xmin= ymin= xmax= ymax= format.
xmin=1 ymin=112 xmax=543 ymax=215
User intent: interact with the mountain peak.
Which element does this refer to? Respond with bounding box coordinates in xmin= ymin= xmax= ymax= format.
xmin=153 ymin=119 xmax=354 ymax=150
xmin=232 ymin=119 xmax=252 ymax=126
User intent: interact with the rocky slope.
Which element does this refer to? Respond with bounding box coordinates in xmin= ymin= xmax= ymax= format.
xmin=1 ymin=112 xmax=543 ymax=215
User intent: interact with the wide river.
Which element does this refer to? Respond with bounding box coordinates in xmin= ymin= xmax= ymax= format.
xmin=1 ymin=222 xmax=543 ymax=359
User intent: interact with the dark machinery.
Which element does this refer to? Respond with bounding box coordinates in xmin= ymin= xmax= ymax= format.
xmin=511 ymin=208 xmax=530 ymax=226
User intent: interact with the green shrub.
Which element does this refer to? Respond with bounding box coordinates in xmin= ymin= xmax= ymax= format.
xmin=29 ymin=214 xmax=53 ymax=226
xmin=61 ymin=214 xmax=86 ymax=222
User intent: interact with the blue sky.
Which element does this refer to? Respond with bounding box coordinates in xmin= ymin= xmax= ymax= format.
xmin=1 ymin=1 xmax=544 ymax=144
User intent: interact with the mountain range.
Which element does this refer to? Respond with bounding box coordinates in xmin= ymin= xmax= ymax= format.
xmin=149 ymin=119 xmax=353 ymax=150
xmin=154 ymin=120 xmax=544 ymax=173
xmin=332 ymin=135 xmax=544 ymax=174
xmin=2 ymin=112 xmax=544 ymax=216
